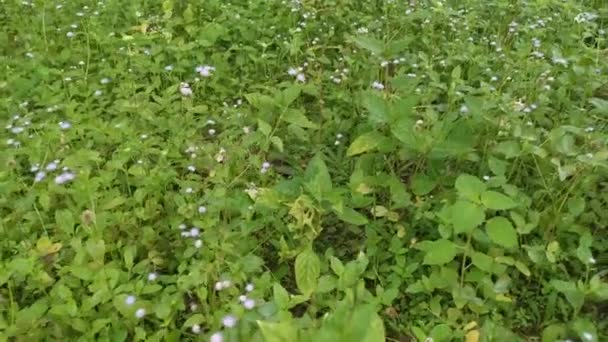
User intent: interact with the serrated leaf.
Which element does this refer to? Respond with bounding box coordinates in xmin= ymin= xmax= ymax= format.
xmin=258 ymin=119 xmax=272 ymax=137
xmin=304 ymin=154 xmax=332 ymax=201
xmin=362 ymin=92 xmax=389 ymax=124
xmin=283 ymin=109 xmax=318 ymax=129
xmin=347 ymin=131 xmax=383 ymax=156
xmin=451 ymin=200 xmax=485 ymax=234
xmin=481 ymin=191 xmax=517 ymax=210
xmin=295 ymin=247 xmax=320 ymax=296
xmin=455 ymin=174 xmax=486 ymax=202
xmin=485 ymin=217 xmax=518 ymax=249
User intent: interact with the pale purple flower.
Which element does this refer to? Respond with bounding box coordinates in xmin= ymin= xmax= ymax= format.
xmin=222 ymin=315 xmax=237 ymax=328
xmin=46 ymin=161 xmax=59 ymax=171
xmin=190 ymin=227 xmax=200 ymax=237
xmin=11 ymin=127 xmax=24 ymax=134
xmin=243 ymin=298 xmax=255 ymax=310
xmin=196 ymin=65 xmax=215 ymax=77
xmin=34 ymin=171 xmax=46 ymax=183
xmin=296 ymin=73 xmax=306 ymax=82
xmin=55 ymin=171 xmax=75 ymax=185
xmin=210 ymin=332 xmax=223 ymax=342
xmin=125 ymin=295 xmax=136 ymax=305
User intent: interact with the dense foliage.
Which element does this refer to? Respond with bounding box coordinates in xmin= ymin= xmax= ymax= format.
xmin=1 ymin=0 xmax=607 ymax=341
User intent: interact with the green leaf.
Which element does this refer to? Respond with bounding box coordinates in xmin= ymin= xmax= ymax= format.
xmin=411 ymin=173 xmax=437 ymax=196
xmin=363 ymin=313 xmax=386 ymax=342
xmin=362 ymin=92 xmax=389 ymax=124
xmin=471 ymin=251 xmax=494 ymax=273
xmin=55 ymin=210 xmax=75 ymax=235
xmin=273 ymin=283 xmax=290 ymax=310
xmin=481 ymin=191 xmax=517 ymax=210
xmin=451 ymin=200 xmax=485 ymax=234
xmin=347 ymin=131 xmax=383 ymax=157
xmin=283 ymin=109 xmax=318 ymax=129
xmin=295 ymin=247 xmax=320 ymax=296
xmin=485 ymin=217 xmax=518 ymax=249
xmin=334 ymin=206 xmax=368 ymax=225
xmin=258 ymin=119 xmax=272 ymax=137
xmin=304 ymin=154 xmax=332 ymax=201
xmin=349 ymin=35 xmax=383 ymax=54
xmin=421 ymin=239 xmax=458 ymax=265
xmin=257 ymin=320 xmax=298 ymax=342
xmin=183 ymin=314 xmax=205 ymax=327
xmin=279 ymin=86 xmax=301 ymax=107
xmin=455 ymin=174 xmax=486 ymax=202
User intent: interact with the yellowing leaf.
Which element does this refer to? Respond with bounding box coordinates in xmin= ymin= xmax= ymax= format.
xmin=36 ymin=237 xmax=63 ymax=256
xmin=464 ymin=321 xmax=478 ymax=331
xmin=466 ymin=330 xmax=480 ymax=342
xmin=347 ymin=131 xmax=383 ymax=157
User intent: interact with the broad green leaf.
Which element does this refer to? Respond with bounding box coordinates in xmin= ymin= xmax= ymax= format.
xmin=481 ymin=191 xmax=517 ymax=210
xmin=451 ymin=200 xmax=485 ymax=234
xmin=349 ymin=35 xmax=383 ymax=54
xmin=304 ymin=154 xmax=332 ymax=200
xmin=55 ymin=210 xmax=75 ymax=235
xmin=295 ymin=247 xmax=320 ymax=296
xmin=363 ymin=313 xmax=386 ymax=342
xmin=485 ymin=217 xmax=518 ymax=249
xmin=347 ymin=131 xmax=383 ymax=156
xmin=258 ymin=119 xmax=272 ymax=137
xmin=421 ymin=239 xmax=458 ymax=265
xmin=279 ymin=86 xmax=301 ymax=107
xmin=362 ymin=92 xmax=389 ymax=124
xmin=273 ymin=283 xmax=290 ymax=310
xmin=411 ymin=173 xmax=437 ymax=196
xmin=257 ymin=320 xmax=298 ymax=342
xmin=283 ymin=109 xmax=318 ymax=129
xmin=471 ymin=252 xmax=494 ymax=273
xmin=455 ymin=174 xmax=486 ymax=202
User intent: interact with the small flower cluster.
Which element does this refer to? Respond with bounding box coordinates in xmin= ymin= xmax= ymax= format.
xmin=30 ymin=159 xmax=76 ymax=185
xmin=196 ymin=65 xmax=216 ymax=77
xmin=179 ymin=224 xmax=203 ymax=248
xmin=330 ymin=68 xmax=349 ymax=84
xmin=288 ymin=66 xmax=306 ymax=83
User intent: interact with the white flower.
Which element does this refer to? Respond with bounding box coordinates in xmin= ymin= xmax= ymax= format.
xmin=208 ymin=128 xmax=216 ymax=136
xmin=582 ymin=332 xmax=594 ymax=341
xmin=94 ymin=90 xmax=103 ymax=96
xmin=296 ymin=73 xmax=306 ymax=82
xmin=552 ymin=56 xmax=568 ymax=66
xmin=221 ymin=280 xmax=231 ymax=288
xmin=66 ymin=31 xmax=75 ymax=38
xmin=288 ymin=67 xmax=298 ymax=76
xmin=483 ymin=175 xmax=490 ymax=181
xmin=460 ymin=105 xmax=469 ymax=113
xmin=192 ymin=324 xmax=201 ymax=334
xmin=148 ymin=273 xmax=158 ymax=281
xmin=194 ymin=239 xmax=203 ymax=248
xmin=357 ymin=27 xmax=368 ymax=34
xmin=100 ymin=77 xmax=111 ymax=84
xmin=198 ymin=206 xmax=207 ymax=214
xmin=164 ymin=65 xmax=174 ymax=71
xmin=371 ymin=81 xmax=384 ymax=90
xmin=178 ymin=224 xmax=187 ymax=230
xmin=239 ymin=295 xmax=247 ymax=302
xmin=46 ymin=161 xmax=59 ymax=171
xmin=135 ymin=308 xmax=146 ymax=319
xmin=11 ymin=127 xmax=24 ymax=134
xmin=214 ymin=282 xmax=224 ymax=291
xmin=589 ymin=257 xmax=596 ymax=264
xmin=180 ymin=83 xmax=193 ymax=96
xmin=243 ymin=299 xmax=255 ymax=310
xmin=222 ymin=315 xmax=237 ymax=328
xmin=245 ymin=283 xmax=254 ymax=292
xmin=210 ymin=332 xmax=223 ymax=342
xmin=59 ymin=121 xmax=71 ymax=130
xmin=125 ymin=295 xmax=136 ymax=305
xmin=185 ymin=187 xmax=194 ymax=194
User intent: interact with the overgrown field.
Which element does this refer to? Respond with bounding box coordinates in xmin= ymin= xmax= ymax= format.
xmin=1 ymin=0 xmax=608 ymax=341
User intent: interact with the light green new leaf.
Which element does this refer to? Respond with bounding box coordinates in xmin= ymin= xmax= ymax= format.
xmin=481 ymin=191 xmax=517 ymax=210
xmin=363 ymin=313 xmax=386 ymax=342
xmin=451 ymin=200 xmax=485 ymax=234
xmin=455 ymin=174 xmax=486 ymax=202
xmin=486 ymin=217 xmax=518 ymax=248
xmin=421 ymin=239 xmax=458 ymax=265
xmin=347 ymin=131 xmax=383 ymax=156
xmin=304 ymin=154 xmax=332 ymax=200
xmin=334 ymin=206 xmax=369 ymax=225
xmin=295 ymin=247 xmax=320 ymax=296
xmin=258 ymin=320 xmax=298 ymax=342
